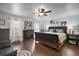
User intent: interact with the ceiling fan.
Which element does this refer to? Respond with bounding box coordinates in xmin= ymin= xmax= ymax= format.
xmin=36 ymin=8 xmax=52 ymax=16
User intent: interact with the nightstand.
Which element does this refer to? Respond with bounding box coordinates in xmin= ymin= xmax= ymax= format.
xmin=67 ymin=34 xmax=79 ymax=45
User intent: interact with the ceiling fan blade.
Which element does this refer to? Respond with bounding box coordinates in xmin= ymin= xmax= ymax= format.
xmin=44 ymin=13 xmax=47 ymax=16
xmin=44 ymin=10 xmax=52 ymax=13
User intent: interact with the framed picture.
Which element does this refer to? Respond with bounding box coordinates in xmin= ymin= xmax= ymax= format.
xmin=56 ymin=21 xmax=59 ymax=24
xmin=0 ymin=19 xmax=5 ymax=25
xmin=61 ymin=21 xmax=67 ymax=26
xmin=50 ymin=20 xmax=54 ymax=24
xmin=24 ymin=21 xmax=32 ymax=29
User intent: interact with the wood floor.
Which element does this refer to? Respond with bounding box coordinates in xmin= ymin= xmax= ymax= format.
xmin=12 ymin=38 xmax=79 ymax=56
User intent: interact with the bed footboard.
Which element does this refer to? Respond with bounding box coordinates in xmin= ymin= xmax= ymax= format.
xmin=35 ymin=32 xmax=64 ymax=50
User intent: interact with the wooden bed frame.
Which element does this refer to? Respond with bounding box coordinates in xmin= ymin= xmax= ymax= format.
xmin=35 ymin=26 xmax=67 ymax=50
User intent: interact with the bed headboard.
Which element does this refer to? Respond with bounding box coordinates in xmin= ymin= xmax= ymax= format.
xmin=48 ymin=26 xmax=67 ymax=34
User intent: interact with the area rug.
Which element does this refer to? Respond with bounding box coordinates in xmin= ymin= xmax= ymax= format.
xmin=17 ymin=50 xmax=31 ymax=56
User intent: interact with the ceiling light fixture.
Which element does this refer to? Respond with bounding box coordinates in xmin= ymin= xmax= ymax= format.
xmin=36 ymin=7 xmax=52 ymax=16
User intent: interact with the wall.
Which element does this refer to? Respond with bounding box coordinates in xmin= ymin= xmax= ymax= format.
xmin=0 ymin=11 xmax=33 ymax=42
xmin=36 ymin=15 xmax=79 ymax=32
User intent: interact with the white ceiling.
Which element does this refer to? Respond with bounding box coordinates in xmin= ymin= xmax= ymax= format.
xmin=0 ymin=3 xmax=79 ymax=20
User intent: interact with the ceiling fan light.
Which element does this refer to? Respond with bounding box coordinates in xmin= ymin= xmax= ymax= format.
xmin=37 ymin=12 xmax=44 ymax=16
xmin=39 ymin=13 xmax=44 ymax=16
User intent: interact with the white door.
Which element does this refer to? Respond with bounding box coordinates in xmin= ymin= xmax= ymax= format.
xmin=10 ymin=18 xmax=23 ymax=42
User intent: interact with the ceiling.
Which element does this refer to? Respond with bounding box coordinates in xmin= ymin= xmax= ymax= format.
xmin=0 ymin=3 xmax=79 ymax=20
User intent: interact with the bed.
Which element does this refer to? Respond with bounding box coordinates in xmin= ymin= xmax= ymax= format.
xmin=35 ymin=26 xmax=67 ymax=50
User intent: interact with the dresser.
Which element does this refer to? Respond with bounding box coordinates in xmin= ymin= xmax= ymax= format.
xmin=23 ymin=30 xmax=34 ymax=40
